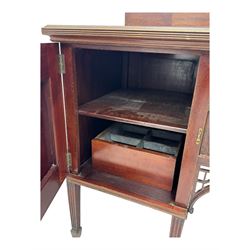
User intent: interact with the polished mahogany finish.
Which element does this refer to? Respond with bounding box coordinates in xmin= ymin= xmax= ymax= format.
xmin=75 ymin=49 xmax=123 ymax=166
xmin=40 ymin=43 xmax=67 ymax=218
xmin=169 ymin=216 xmax=185 ymax=237
xmin=42 ymin=25 xmax=209 ymax=53
xmin=41 ymin=12 xmax=209 ymax=238
xmin=67 ymin=181 xmax=82 ymax=237
xmin=41 ymin=46 xmax=56 ymax=180
xmin=79 ymin=89 xmax=192 ymax=134
xmin=175 ymin=55 xmax=209 ymax=207
xmin=41 ymin=166 xmax=61 ymax=219
xmin=91 ymin=123 xmax=182 ymax=191
xmin=60 ymin=44 xmax=80 ymax=174
xmin=92 ymin=138 xmax=176 ymax=191
xmin=67 ymin=160 xmax=187 ymax=219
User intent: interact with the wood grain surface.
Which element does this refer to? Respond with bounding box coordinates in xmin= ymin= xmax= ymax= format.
xmin=42 ymin=25 xmax=209 ymax=52
xmin=68 ymin=159 xmax=187 ymax=219
xmin=125 ymin=13 xmax=209 ymax=27
xmin=78 ymin=89 xmax=192 ymax=133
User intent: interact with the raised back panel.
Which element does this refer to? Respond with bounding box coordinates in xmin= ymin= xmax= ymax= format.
xmin=125 ymin=13 xmax=209 ymax=27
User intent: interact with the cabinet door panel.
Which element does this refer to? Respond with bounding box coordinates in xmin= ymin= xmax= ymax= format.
xmin=41 ymin=43 xmax=67 ymax=219
xmin=175 ymin=55 xmax=209 ymax=207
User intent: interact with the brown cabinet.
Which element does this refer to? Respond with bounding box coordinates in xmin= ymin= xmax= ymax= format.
xmin=40 ymin=13 xmax=209 ymax=237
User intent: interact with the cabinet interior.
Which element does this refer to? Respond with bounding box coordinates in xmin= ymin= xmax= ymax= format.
xmin=74 ymin=48 xmax=199 ymax=196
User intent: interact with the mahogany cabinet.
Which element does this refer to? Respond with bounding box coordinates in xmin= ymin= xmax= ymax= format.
xmin=40 ymin=13 xmax=209 ymax=237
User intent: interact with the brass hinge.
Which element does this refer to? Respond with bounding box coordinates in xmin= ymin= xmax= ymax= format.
xmin=66 ymin=152 xmax=72 ymax=171
xmin=58 ymin=54 xmax=65 ymax=74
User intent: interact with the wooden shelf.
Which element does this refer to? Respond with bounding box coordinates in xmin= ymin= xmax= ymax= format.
xmin=78 ymin=89 xmax=192 ymax=133
xmin=67 ymin=159 xmax=187 ymax=219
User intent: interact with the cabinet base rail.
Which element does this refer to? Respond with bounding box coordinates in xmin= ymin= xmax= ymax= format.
xmin=66 ymin=163 xmax=190 ymax=238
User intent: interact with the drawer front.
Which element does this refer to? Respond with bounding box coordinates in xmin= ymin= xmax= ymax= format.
xmin=92 ymin=139 xmax=176 ymax=191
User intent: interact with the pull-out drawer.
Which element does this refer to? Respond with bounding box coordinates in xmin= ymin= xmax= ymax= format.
xmin=91 ymin=124 xmax=183 ymax=191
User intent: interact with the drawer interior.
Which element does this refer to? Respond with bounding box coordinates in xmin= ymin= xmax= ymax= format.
xmin=96 ymin=123 xmax=183 ymax=157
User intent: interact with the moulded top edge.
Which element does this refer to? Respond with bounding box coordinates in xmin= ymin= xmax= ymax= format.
xmin=42 ymin=25 xmax=209 ymax=34
xmin=41 ymin=25 xmax=209 ymax=52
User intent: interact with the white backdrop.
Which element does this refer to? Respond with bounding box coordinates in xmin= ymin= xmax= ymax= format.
xmin=1 ymin=0 xmax=250 ymax=249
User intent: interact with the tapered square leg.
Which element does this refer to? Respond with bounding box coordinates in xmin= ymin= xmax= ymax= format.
xmin=67 ymin=180 xmax=82 ymax=237
xmin=169 ymin=216 xmax=185 ymax=237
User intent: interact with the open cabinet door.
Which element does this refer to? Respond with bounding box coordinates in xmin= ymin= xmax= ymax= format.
xmin=41 ymin=43 xmax=68 ymax=219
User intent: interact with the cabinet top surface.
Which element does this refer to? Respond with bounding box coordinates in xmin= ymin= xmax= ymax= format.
xmin=42 ymin=25 xmax=209 ymax=52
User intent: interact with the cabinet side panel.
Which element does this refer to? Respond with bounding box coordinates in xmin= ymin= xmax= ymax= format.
xmin=175 ymin=55 xmax=209 ymax=207
xmin=76 ymin=49 xmax=123 ymax=105
xmin=75 ymin=49 xmax=123 ymax=165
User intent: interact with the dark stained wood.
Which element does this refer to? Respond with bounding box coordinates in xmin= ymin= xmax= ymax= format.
xmin=68 ymin=160 xmax=187 ymax=219
xmin=121 ymin=52 xmax=129 ymax=89
xmin=78 ymin=89 xmax=193 ymax=133
xmin=78 ymin=117 xmax=112 ymax=166
xmin=127 ymin=52 xmax=198 ymax=94
xmin=41 ymin=12 xmax=209 ymax=237
xmin=169 ymin=216 xmax=185 ymax=237
xmin=41 ymin=166 xmax=62 ymax=219
xmin=125 ymin=13 xmax=209 ymax=27
xmin=41 ymin=55 xmax=56 ymax=180
xmin=75 ymin=49 xmax=123 ymax=165
xmin=40 ymin=43 xmax=67 ymax=218
xmin=42 ymin=25 xmax=209 ymax=53
xmin=61 ymin=44 xmax=80 ymax=174
xmin=41 ymin=164 xmax=57 ymax=189
xmin=92 ymin=138 xmax=176 ymax=191
xmin=75 ymin=49 xmax=123 ymax=106
xmin=175 ymin=55 xmax=209 ymax=207
xmin=67 ymin=180 xmax=82 ymax=237
xmin=71 ymin=43 xmax=206 ymax=57
xmin=45 ymin=43 xmax=68 ymax=179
